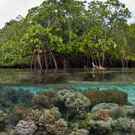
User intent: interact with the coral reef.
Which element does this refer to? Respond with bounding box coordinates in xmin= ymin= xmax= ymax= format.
xmin=0 ymin=110 xmax=8 ymax=131
xmin=32 ymin=93 xmax=55 ymax=109
xmin=0 ymin=87 xmax=33 ymax=111
xmin=23 ymin=107 xmax=67 ymax=135
xmin=69 ymin=128 xmax=89 ymax=135
xmin=29 ymin=107 xmax=61 ymax=126
xmin=79 ymin=111 xmax=112 ymax=135
xmin=112 ymin=117 xmax=135 ymax=133
xmin=84 ymin=90 xmax=128 ymax=106
xmin=56 ymin=89 xmax=91 ymax=118
xmin=88 ymin=119 xmax=112 ymax=135
xmin=0 ymin=89 xmax=135 ymax=135
xmin=46 ymin=118 xmax=68 ymax=135
xmin=91 ymin=103 xmax=119 ymax=112
xmin=121 ymin=105 xmax=135 ymax=118
xmin=15 ymin=120 xmax=37 ymax=135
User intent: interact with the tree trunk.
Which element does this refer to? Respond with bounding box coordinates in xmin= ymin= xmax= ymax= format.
xmin=63 ymin=56 xmax=68 ymax=71
xmin=125 ymin=59 xmax=128 ymax=68
xmin=98 ymin=57 xmax=101 ymax=67
xmin=102 ymin=53 xmax=105 ymax=67
xmin=109 ymin=57 xmax=112 ymax=66
xmin=44 ymin=53 xmax=48 ymax=72
xmin=50 ymin=52 xmax=58 ymax=71
xmin=37 ymin=54 xmax=43 ymax=71
xmin=121 ymin=58 xmax=124 ymax=69
xmin=31 ymin=53 xmax=34 ymax=71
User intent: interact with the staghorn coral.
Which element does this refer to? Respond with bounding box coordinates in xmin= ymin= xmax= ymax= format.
xmin=15 ymin=120 xmax=37 ymax=135
xmin=28 ymin=107 xmax=61 ymax=127
xmin=38 ymin=107 xmax=61 ymax=126
xmin=28 ymin=109 xmax=42 ymax=125
xmin=53 ymin=118 xmax=68 ymax=135
xmin=25 ymin=107 xmax=68 ymax=135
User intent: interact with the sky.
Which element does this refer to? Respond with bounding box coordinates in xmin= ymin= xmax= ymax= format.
xmin=0 ymin=0 xmax=134 ymax=28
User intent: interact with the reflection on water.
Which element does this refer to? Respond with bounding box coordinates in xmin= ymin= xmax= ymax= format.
xmin=0 ymin=68 xmax=135 ymax=85
xmin=0 ymin=68 xmax=135 ymax=134
xmin=0 ymin=68 xmax=135 ymax=104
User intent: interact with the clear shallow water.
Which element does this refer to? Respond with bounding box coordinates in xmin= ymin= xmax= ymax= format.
xmin=1 ymin=68 xmax=135 ymax=84
xmin=1 ymin=82 xmax=135 ymax=104
xmin=1 ymin=68 xmax=135 ymax=104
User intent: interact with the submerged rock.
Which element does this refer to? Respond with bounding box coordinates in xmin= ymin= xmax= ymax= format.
xmin=91 ymin=103 xmax=125 ymax=119
xmin=84 ymin=90 xmax=128 ymax=106
xmin=91 ymin=103 xmax=119 ymax=112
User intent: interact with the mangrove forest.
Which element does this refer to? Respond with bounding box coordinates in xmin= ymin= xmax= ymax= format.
xmin=0 ymin=0 xmax=135 ymax=70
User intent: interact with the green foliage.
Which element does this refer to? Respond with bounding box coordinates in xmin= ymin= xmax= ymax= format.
xmin=0 ymin=0 xmax=134 ymax=67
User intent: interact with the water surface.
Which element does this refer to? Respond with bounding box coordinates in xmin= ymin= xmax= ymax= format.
xmin=1 ymin=68 xmax=135 ymax=104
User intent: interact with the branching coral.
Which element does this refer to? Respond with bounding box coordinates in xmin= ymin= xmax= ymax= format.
xmin=24 ymin=107 xmax=67 ymax=135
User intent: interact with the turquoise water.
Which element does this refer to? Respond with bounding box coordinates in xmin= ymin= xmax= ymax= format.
xmin=1 ymin=82 xmax=135 ymax=104
xmin=1 ymin=69 xmax=135 ymax=134
xmin=1 ymin=68 xmax=135 ymax=104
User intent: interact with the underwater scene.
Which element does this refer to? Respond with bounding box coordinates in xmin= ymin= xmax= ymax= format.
xmin=1 ymin=0 xmax=135 ymax=134
xmin=0 ymin=69 xmax=135 ymax=135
